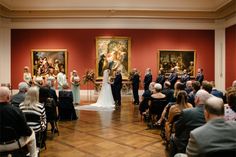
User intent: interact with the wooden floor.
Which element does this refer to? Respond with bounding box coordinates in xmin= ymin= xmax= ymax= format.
xmin=41 ymin=95 xmax=168 ymax=157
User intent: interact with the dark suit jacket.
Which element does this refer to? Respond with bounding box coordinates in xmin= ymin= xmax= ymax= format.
xmin=175 ymin=105 xmax=206 ymax=153
xmin=10 ymin=92 xmax=26 ymax=107
xmin=132 ymin=74 xmax=140 ymax=89
xmin=211 ymin=88 xmax=224 ymax=99
xmin=168 ymin=72 xmax=178 ymax=88
xmin=144 ymin=74 xmax=152 ymax=90
xmin=114 ymin=73 xmax=122 ymax=90
xmin=196 ymin=73 xmax=204 ymax=84
xmin=156 ymin=74 xmax=165 ymax=87
xmin=180 ymin=74 xmax=190 ymax=84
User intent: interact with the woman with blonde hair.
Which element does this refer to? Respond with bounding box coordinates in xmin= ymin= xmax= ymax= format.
xmin=19 ymin=86 xmax=46 ymax=147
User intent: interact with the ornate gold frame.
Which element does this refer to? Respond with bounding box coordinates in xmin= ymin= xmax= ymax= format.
xmin=96 ymin=36 xmax=131 ymax=80
xmin=157 ymin=49 xmax=196 ymax=78
xmin=31 ymin=49 xmax=68 ymax=76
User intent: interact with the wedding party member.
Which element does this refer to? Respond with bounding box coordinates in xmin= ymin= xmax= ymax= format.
xmin=70 ymin=70 xmax=80 ymax=105
xmin=156 ymin=68 xmax=165 ymax=88
xmin=180 ymin=69 xmax=190 ymax=87
xmin=57 ymin=67 xmax=67 ymax=91
xmin=131 ymin=68 xmax=140 ymax=105
xmin=144 ymin=68 xmax=152 ymax=91
xmin=0 ymin=87 xmax=37 ymax=157
xmin=195 ymin=68 xmax=204 ymax=84
xmin=112 ymin=69 xmax=122 ymax=106
xmin=46 ymin=67 xmax=56 ymax=89
xmin=168 ymin=68 xmax=178 ymax=89
xmin=33 ymin=68 xmax=44 ymax=87
xmin=76 ymin=69 xmax=115 ymax=111
xmin=23 ymin=66 xmax=32 ymax=85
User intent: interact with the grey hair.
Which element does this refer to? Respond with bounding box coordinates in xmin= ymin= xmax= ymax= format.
xmin=0 ymin=87 xmax=10 ymax=102
xmin=195 ymin=89 xmax=212 ymax=105
xmin=23 ymin=86 xmax=39 ymax=107
xmin=205 ymin=96 xmax=224 ymax=116
xmin=18 ymin=82 xmax=29 ymax=92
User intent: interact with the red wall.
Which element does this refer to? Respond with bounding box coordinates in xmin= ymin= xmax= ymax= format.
xmin=226 ymin=24 xmax=236 ymax=88
xmin=11 ymin=29 xmax=215 ymax=89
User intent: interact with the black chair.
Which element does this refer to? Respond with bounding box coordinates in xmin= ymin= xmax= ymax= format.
xmin=203 ymin=150 xmax=236 ymax=157
xmin=149 ymin=98 xmax=167 ymax=123
xmin=58 ymin=91 xmax=77 ymax=121
xmin=45 ymin=97 xmax=59 ymax=138
xmin=0 ymin=126 xmax=28 ymax=157
xmin=24 ymin=112 xmax=46 ymax=150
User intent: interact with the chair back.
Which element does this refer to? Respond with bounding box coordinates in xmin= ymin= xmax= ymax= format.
xmin=0 ymin=126 xmax=19 ymax=144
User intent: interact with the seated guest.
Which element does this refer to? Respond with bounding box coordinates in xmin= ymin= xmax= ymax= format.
xmin=201 ymin=81 xmax=213 ymax=93
xmin=10 ymin=82 xmax=29 ymax=107
xmin=184 ymin=81 xmax=193 ymax=94
xmin=162 ymin=81 xmax=174 ymax=104
xmin=139 ymin=82 xmax=155 ymax=118
xmin=224 ymin=88 xmax=236 ymax=121
xmin=183 ymin=97 xmax=236 ymax=157
xmin=0 ymin=87 xmax=37 ymax=157
xmin=174 ymin=90 xmax=211 ymax=155
xmin=148 ymin=83 xmax=166 ymax=122
xmin=188 ymin=81 xmax=201 ymax=107
xmin=58 ymin=83 xmax=77 ymax=120
xmin=210 ymin=81 xmax=224 ymax=99
xmin=19 ymin=87 xmax=46 ymax=147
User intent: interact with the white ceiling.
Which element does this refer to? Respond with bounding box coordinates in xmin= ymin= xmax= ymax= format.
xmin=0 ymin=0 xmax=232 ymax=11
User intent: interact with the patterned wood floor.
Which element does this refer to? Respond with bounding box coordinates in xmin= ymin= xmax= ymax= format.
xmin=41 ymin=95 xmax=168 ymax=157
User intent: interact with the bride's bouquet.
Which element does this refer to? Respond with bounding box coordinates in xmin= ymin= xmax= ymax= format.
xmin=73 ymin=77 xmax=80 ymax=86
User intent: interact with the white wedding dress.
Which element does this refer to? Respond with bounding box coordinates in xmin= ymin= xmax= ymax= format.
xmin=75 ymin=69 xmax=115 ymax=111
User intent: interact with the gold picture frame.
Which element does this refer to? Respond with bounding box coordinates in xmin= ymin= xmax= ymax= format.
xmin=96 ymin=36 xmax=131 ymax=79
xmin=157 ymin=50 xmax=196 ymax=77
xmin=31 ymin=49 xmax=67 ymax=77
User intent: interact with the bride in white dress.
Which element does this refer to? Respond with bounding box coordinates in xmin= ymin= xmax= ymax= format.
xmin=76 ymin=69 xmax=115 ymax=111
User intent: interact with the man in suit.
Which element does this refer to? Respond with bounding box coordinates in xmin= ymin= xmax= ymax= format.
xmin=168 ymin=68 xmax=178 ymax=89
xmin=186 ymin=96 xmax=236 ymax=156
xmin=131 ymin=68 xmax=140 ymax=105
xmin=195 ymin=68 xmax=204 ymax=85
xmin=143 ymin=68 xmax=152 ymax=91
xmin=156 ymin=68 xmax=165 ymax=88
xmin=113 ymin=70 xmax=122 ymax=106
xmin=10 ymin=82 xmax=29 ymax=107
xmin=173 ymin=89 xmax=211 ymax=154
xmin=180 ymin=69 xmax=190 ymax=87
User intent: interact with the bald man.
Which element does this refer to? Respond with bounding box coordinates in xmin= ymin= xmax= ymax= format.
xmin=0 ymin=87 xmax=37 ymax=157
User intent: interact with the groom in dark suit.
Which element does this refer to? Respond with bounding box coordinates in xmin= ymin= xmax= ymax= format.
xmin=112 ymin=70 xmax=123 ymax=106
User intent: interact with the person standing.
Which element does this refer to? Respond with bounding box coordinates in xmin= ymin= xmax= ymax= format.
xmin=131 ymin=68 xmax=140 ymax=105
xmin=156 ymin=68 xmax=165 ymax=88
xmin=196 ymin=68 xmax=204 ymax=84
xmin=113 ymin=69 xmax=122 ymax=106
xmin=180 ymin=69 xmax=190 ymax=87
xmin=57 ymin=67 xmax=67 ymax=91
xmin=70 ymin=70 xmax=80 ymax=105
xmin=23 ymin=66 xmax=32 ymax=86
xmin=144 ymin=68 xmax=152 ymax=91
xmin=168 ymin=68 xmax=178 ymax=89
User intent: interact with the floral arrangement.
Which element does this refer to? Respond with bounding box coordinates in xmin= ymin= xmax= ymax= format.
xmin=82 ymin=69 xmax=96 ymax=85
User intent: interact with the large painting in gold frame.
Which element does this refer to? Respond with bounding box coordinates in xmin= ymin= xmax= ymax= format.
xmin=96 ymin=36 xmax=131 ymax=79
xmin=31 ymin=49 xmax=67 ymax=77
xmin=157 ymin=50 xmax=196 ymax=77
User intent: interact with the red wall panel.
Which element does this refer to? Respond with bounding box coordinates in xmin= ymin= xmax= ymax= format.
xmin=11 ymin=29 xmax=214 ymax=89
xmin=226 ymin=25 xmax=236 ymax=88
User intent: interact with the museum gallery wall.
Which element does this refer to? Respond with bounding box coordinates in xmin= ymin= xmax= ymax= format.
xmin=11 ymin=29 xmax=214 ymax=89
xmin=226 ymin=24 xmax=236 ymax=88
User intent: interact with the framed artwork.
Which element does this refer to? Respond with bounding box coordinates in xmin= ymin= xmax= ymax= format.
xmin=96 ymin=36 xmax=131 ymax=79
xmin=31 ymin=49 xmax=67 ymax=76
xmin=157 ymin=50 xmax=196 ymax=77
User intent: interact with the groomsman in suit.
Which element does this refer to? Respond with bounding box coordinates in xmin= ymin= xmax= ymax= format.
xmin=156 ymin=68 xmax=165 ymax=88
xmin=131 ymin=68 xmax=140 ymax=105
xmin=144 ymin=68 xmax=152 ymax=91
xmin=113 ymin=70 xmax=122 ymax=106
xmin=180 ymin=69 xmax=190 ymax=87
xmin=196 ymin=68 xmax=204 ymax=84
xmin=168 ymin=68 xmax=178 ymax=89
